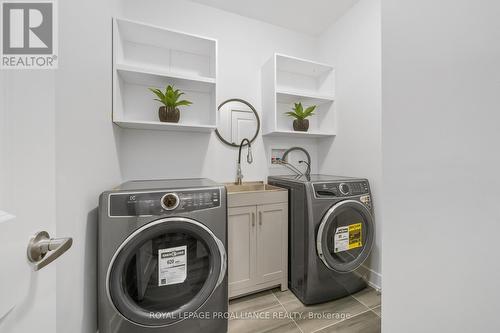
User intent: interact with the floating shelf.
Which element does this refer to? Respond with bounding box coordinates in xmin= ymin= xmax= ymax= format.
xmin=116 ymin=64 xmax=216 ymax=95
xmin=112 ymin=18 xmax=217 ymax=132
xmin=114 ymin=120 xmax=216 ymax=133
xmin=263 ymin=130 xmax=335 ymax=138
xmin=276 ymin=88 xmax=334 ymax=105
xmin=262 ymin=53 xmax=336 ymax=138
xmin=116 ymin=63 xmax=216 ymax=86
xmin=275 ymin=53 xmax=333 ymax=77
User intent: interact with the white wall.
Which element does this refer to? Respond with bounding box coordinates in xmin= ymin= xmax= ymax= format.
xmin=0 ymin=73 xmax=6 ymax=207
xmin=318 ymin=0 xmax=382 ymax=288
xmin=118 ymin=0 xmax=321 ymax=182
xmin=382 ymin=0 xmax=500 ymax=331
xmin=55 ymin=0 xmax=121 ymax=333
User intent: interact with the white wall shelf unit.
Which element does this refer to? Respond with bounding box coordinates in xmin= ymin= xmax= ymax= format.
xmin=112 ymin=18 xmax=217 ymax=132
xmin=262 ymin=53 xmax=336 ymax=138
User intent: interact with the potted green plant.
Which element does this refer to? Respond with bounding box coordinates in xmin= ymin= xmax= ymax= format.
xmin=149 ymin=85 xmax=193 ymax=123
xmin=285 ymin=102 xmax=316 ymax=132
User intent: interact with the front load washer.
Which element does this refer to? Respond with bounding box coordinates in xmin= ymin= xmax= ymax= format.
xmin=268 ymin=174 xmax=375 ymax=305
xmin=98 ymin=178 xmax=227 ymax=333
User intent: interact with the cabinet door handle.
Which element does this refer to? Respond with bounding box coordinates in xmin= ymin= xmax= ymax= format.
xmin=259 ymin=211 xmax=262 ymax=226
xmin=251 ymin=212 xmax=255 ymax=227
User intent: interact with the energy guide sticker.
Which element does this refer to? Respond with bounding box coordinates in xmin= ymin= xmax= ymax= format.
xmin=158 ymin=245 xmax=187 ymax=286
xmin=334 ymin=223 xmax=363 ymax=253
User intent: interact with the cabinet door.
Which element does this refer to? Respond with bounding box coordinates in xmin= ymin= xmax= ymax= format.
xmin=256 ymin=203 xmax=288 ymax=284
xmin=228 ymin=206 xmax=257 ymax=296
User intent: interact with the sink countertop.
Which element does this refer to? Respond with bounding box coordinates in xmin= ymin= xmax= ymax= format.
xmin=224 ymin=181 xmax=287 ymax=208
xmin=225 ymin=181 xmax=285 ymax=194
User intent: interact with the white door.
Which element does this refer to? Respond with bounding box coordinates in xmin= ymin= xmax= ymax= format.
xmin=0 ymin=72 xmax=71 ymax=332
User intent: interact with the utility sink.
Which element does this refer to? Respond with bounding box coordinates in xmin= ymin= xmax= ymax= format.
xmin=225 ymin=181 xmax=287 ymax=207
xmin=225 ymin=182 xmax=282 ymax=193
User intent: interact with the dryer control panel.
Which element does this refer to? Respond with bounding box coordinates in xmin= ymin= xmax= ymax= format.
xmin=108 ymin=188 xmax=221 ymax=217
xmin=313 ymin=181 xmax=369 ymax=198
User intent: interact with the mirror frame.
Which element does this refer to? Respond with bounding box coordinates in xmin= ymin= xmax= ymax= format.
xmin=215 ymin=98 xmax=260 ymax=148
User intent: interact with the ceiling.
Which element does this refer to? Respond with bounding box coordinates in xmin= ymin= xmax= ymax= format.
xmin=187 ymin=0 xmax=359 ymax=36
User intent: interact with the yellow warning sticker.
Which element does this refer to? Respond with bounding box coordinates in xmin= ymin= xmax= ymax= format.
xmin=348 ymin=222 xmax=362 ymax=250
xmin=334 ymin=222 xmax=363 ymax=253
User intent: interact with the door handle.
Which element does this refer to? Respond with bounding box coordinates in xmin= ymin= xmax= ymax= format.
xmin=259 ymin=211 xmax=262 ymax=226
xmin=27 ymin=231 xmax=73 ymax=271
xmin=251 ymin=212 xmax=255 ymax=227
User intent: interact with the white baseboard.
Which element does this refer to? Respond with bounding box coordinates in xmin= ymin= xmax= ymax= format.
xmin=358 ymin=264 xmax=382 ymax=291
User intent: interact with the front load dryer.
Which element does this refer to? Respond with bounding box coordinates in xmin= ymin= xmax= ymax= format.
xmin=268 ymin=174 xmax=375 ymax=305
xmin=98 ymin=178 xmax=227 ymax=333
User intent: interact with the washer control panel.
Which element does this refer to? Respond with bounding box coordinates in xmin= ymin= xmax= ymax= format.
xmin=109 ymin=188 xmax=221 ymax=217
xmin=360 ymin=195 xmax=372 ymax=209
xmin=313 ymin=181 xmax=369 ymax=198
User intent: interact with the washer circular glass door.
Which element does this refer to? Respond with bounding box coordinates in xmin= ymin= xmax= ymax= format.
xmin=316 ymin=200 xmax=374 ymax=273
xmin=107 ymin=217 xmax=226 ymax=327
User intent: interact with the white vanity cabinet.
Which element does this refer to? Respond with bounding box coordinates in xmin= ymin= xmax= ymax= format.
xmin=226 ymin=185 xmax=288 ymax=299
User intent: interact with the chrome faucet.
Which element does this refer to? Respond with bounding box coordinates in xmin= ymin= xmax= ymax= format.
xmin=278 ymin=146 xmax=311 ymax=180
xmin=235 ymin=138 xmax=253 ymax=185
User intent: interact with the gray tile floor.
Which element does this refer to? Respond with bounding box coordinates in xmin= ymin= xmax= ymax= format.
xmin=229 ymin=287 xmax=381 ymax=333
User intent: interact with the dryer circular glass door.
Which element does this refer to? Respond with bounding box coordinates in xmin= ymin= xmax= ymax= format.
xmin=106 ymin=217 xmax=226 ymax=327
xmin=316 ymin=200 xmax=374 ymax=273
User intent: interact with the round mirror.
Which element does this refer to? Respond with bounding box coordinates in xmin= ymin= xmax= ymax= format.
xmin=215 ymin=99 xmax=260 ymax=147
